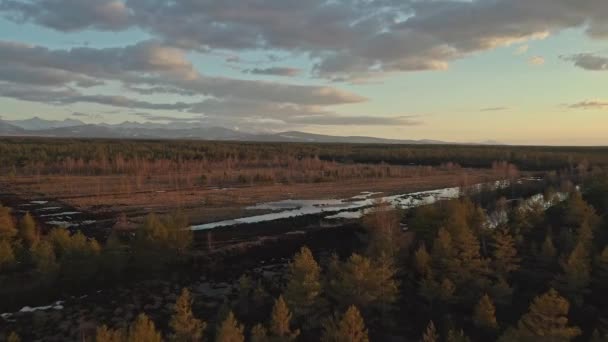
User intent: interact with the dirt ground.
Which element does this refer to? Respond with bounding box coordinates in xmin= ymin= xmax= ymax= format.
xmin=0 ymin=167 xmax=503 ymax=225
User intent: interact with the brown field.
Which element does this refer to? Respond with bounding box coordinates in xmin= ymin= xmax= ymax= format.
xmin=1 ymin=166 xmax=505 ymax=225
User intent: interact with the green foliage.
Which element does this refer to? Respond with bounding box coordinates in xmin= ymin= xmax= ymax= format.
xmin=127 ymin=314 xmax=162 ymax=342
xmin=321 ymin=306 xmax=369 ymax=342
xmin=170 ymin=288 xmax=206 ymax=342
xmin=284 ymin=246 xmax=322 ymax=321
xmin=215 ymin=312 xmax=244 ymax=342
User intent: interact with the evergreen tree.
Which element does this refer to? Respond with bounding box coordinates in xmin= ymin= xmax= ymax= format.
xmin=269 ymin=296 xmax=300 ymax=341
xmin=491 ymin=228 xmax=520 ymax=279
xmin=414 ymin=244 xmax=431 ymax=276
xmin=95 ymin=325 xmax=124 ymax=342
xmin=216 ymin=312 xmax=244 ymax=342
xmin=362 ymin=203 xmax=404 ymax=259
xmin=327 ymin=253 xmax=398 ymax=312
xmin=170 ymin=288 xmax=206 ymax=342
xmin=250 ymin=324 xmax=268 ymax=342
xmin=421 ymin=321 xmax=439 ymax=342
xmin=473 ymin=294 xmax=498 ymax=330
xmin=595 ymin=246 xmax=608 ymax=292
xmin=554 ymin=242 xmax=591 ymax=304
xmin=321 ymin=306 xmax=369 ymax=342
xmin=504 ymin=289 xmax=581 ymax=341
xmin=446 ymin=329 xmax=471 ymax=342
xmin=30 ymin=239 xmax=59 ymax=276
xmin=284 ymin=246 xmax=322 ymax=320
xmin=0 ymin=205 xmax=17 ymax=240
xmin=18 ymin=212 xmax=38 ymax=247
xmin=127 ymin=314 xmax=163 ymax=342
xmin=0 ymin=239 xmax=15 ymax=271
xmin=7 ymin=332 xmax=20 ymax=342
xmin=540 ymin=233 xmax=557 ymax=267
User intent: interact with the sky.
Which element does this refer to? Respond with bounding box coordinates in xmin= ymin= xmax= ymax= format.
xmin=0 ymin=0 xmax=607 ymax=145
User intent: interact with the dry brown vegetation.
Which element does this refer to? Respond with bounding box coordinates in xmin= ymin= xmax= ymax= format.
xmin=2 ymin=164 xmax=502 ymax=224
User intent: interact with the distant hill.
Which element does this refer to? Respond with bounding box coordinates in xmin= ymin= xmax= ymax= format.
xmin=0 ymin=117 xmax=499 ymax=145
xmin=7 ymin=117 xmax=85 ymax=130
xmin=0 ymin=121 xmax=25 ymax=135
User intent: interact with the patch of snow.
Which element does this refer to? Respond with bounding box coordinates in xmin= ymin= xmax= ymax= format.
xmin=30 ymin=200 xmax=48 ymax=205
xmin=192 ymin=180 xmax=512 ymax=231
xmin=41 ymin=211 xmax=81 ymax=217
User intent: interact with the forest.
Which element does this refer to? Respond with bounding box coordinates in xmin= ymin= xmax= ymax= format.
xmin=0 ymin=139 xmax=607 ymax=341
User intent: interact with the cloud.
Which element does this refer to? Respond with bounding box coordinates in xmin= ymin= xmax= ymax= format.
xmin=246 ymin=67 xmax=301 ymax=77
xmin=0 ymin=40 xmax=365 ymax=106
xmin=514 ymin=45 xmax=529 ymax=55
xmin=3 ymin=0 xmax=607 ymax=80
xmin=0 ymin=0 xmax=131 ymax=31
xmin=561 ymin=53 xmax=608 ymax=70
xmin=528 ymin=56 xmax=545 ymax=66
xmin=568 ymin=100 xmax=608 ymax=109
xmin=480 ymin=107 xmax=509 ymax=112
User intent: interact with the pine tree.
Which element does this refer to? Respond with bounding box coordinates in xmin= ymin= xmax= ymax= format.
xmin=269 ymin=296 xmax=300 ymax=341
xmin=414 ymin=244 xmax=431 ymax=276
xmin=540 ymin=233 xmax=557 ymax=267
xmin=170 ymin=288 xmax=206 ymax=341
xmin=473 ymin=294 xmax=498 ymax=330
xmin=7 ymin=332 xmax=20 ymax=342
xmin=95 ymin=325 xmax=124 ymax=342
xmin=127 ymin=314 xmax=163 ymax=342
xmin=446 ymin=329 xmax=471 ymax=342
xmin=250 ymin=324 xmax=268 ymax=342
xmin=0 ymin=205 xmax=17 ymax=240
xmin=284 ymin=246 xmax=322 ymax=320
xmin=321 ymin=306 xmax=369 ymax=342
xmin=216 ymin=312 xmax=244 ymax=342
xmin=327 ymin=253 xmax=398 ymax=311
xmin=507 ymin=289 xmax=581 ymax=341
xmin=595 ymin=246 xmax=608 ymax=291
xmin=18 ymin=212 xmax=38 ymax=248
xmin=491 ymin=228 xmax=520 ymax=279
xmin=554 ymin=242 xmax=591 ymax=304
xmin=421 ymin=321 xmax=439 ymax=342
xmin=0 ymin=239 xmax=15 ymax=271
xmin=30 ymin=240 xmax=58 ymax=276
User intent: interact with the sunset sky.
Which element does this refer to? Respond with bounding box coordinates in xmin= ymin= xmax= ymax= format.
xmin=0 ymin=0 xmax=607 ymax=145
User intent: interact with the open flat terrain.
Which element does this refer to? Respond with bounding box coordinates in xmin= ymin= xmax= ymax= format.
xmin=0 ymin=167 xmax=501 ymax=225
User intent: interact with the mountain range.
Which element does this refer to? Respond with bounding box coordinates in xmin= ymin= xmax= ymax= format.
xmin=0 ymin=117 xmax=496 ymax=145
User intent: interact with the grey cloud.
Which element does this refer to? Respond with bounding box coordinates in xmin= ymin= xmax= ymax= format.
xmin=0 ymin=83 xmax=192 ymax=110
xmin=0 ymin=40 xmax=365 ymax=106
xmin=568 ymin=100 xmax=608 ymax=109
xmin=3 ymin=0 xmax=608 ymax=79
xmin=561 ymin=53 xmax=608 ymax=71
xmin=480 ymin=107 xmax=509 ymax=112
xmin=0 ymin=0 xmax=131 ymax=31
xmin=246 ymin=67 xmax=301 ymax=77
